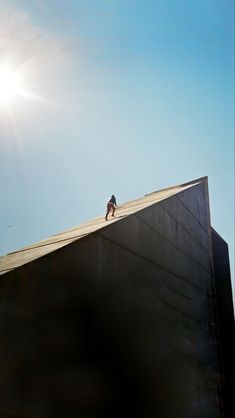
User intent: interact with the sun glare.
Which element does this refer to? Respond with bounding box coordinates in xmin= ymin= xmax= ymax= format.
xmin=0 ymin=64 xmax=26 ymax=107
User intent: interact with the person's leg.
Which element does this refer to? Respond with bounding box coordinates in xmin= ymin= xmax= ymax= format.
xmin=105 ymin=204 xmax=111 ymax=220
xmin=111 ymin=204 xmax=115 ymax=217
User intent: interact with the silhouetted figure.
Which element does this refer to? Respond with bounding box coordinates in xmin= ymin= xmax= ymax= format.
xmin=105 ymin=195 xmax=117 ymax=220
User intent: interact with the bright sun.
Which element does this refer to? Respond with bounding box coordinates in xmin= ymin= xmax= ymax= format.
xmin=0 ymin=65 xmax=26 ymax=107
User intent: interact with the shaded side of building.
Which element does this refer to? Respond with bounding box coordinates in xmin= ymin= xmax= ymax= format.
xmin=212 ymin=228 xmax=235 ymax=418
xmin=0 ymin=178 xmax=227 ymax=418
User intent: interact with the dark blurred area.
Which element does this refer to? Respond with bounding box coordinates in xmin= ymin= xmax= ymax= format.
xmin=3 ymin=274 xmax=178 ymax=418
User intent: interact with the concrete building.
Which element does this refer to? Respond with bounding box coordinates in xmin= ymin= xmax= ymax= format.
xmin=0 ymin=177 xmax=234 ymax=418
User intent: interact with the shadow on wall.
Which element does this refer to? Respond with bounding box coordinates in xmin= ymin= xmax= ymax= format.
xmin=3 ymin=273 xmax=184 ymax=418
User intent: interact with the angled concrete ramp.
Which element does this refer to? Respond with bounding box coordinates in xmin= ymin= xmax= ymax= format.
xmin=0 ymin=176 xmax=232 ymax=418
xmin=0 ymin=176 xmax=208 ymax=275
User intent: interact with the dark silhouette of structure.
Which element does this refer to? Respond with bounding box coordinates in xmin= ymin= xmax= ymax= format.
xmin=0 ymin=177 xmax=234 ymax=418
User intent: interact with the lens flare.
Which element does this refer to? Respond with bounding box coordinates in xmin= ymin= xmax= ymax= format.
xmin=0 ymin=64 xmax=26 ymax=106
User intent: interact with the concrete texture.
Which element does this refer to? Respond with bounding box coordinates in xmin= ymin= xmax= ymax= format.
xmin=0 ymin=177 xmax=233 ymax=418
xmin=0 ymin=178 xmax=205 ymax=276
xmin=212 ymin=229 xmax=235 ymax=417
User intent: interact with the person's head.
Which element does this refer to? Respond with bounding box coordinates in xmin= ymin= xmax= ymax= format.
xmin=111 ymin=195 xmax=115 ymax=198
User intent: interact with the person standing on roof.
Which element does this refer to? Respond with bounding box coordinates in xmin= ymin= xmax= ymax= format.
xmin=105 ymin=195 xmax=117 ymax=220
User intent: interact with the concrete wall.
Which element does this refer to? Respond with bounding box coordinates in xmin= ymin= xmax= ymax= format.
xmin=0 ymin=181 xmax=221 ymax=418
xmin=212 ymin=229 xmax=235 ymax=418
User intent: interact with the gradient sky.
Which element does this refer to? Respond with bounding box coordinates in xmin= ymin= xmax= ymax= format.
xmin=0 ymin=0 xmax=234 ymax=291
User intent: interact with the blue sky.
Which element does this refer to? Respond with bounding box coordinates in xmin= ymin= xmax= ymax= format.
xmin=0 ymin=0 xmax=234 ymax=290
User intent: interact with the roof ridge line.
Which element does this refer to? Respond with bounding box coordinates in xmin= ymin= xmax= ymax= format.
xmin=145 ymin=176 xmax=208 ymax=196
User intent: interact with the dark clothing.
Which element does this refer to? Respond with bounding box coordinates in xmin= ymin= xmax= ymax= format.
xmin=109 ymin=196 xmax=117 ymax=206
xmin=105 ymin=195 xmax=117 ymax=220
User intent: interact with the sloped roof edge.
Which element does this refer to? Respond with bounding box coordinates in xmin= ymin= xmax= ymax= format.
xmin=145 ymin=176 xmax=208 ymax=196
xmin=0 ymin=177 xmax=208 ymax=275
